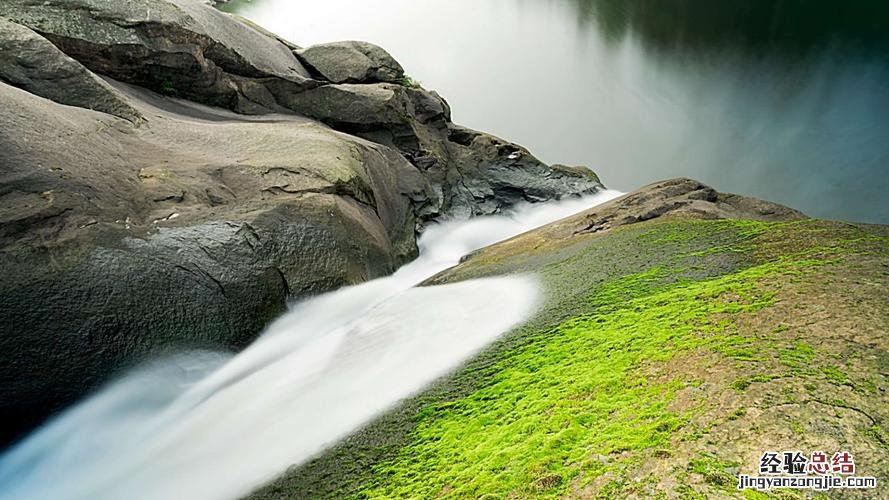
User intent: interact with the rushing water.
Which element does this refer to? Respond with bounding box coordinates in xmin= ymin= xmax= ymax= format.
xmin=223 ymin=0 xmax=889 ymax=223
xmin=0 ymin=190 xmax=623 ymax=500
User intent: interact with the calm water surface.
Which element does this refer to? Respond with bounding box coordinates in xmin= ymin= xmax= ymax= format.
xmin=224 ymin=0 xmax=889 ymax=223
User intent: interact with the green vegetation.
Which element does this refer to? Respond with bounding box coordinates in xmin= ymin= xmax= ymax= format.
xmin=252 ymin=217 xmax=889 ymax=499
xmin=159 ymin=80 xmax=177 ymax=96
xmin=397 ymin=75 xmax=422 ymax=89
xmin=822 ymin=365 xmax=849 ymax=385
xmin=364 ymin=235 xmax=826 ymax=497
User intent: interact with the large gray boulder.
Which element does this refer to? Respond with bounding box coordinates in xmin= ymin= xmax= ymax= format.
xmin=0 ymin=17 xmax=142 ymax=123
xmin=0 ymin=78 xmax=429 ymax=445
xmin=295 ymin=41 xmax=405 ymax=84
xmin=0 ymin=0 xmax=312 ymax=113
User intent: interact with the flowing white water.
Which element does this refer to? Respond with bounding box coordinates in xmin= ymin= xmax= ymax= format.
xmin=0 ymin=190 xmax=622 ymax=500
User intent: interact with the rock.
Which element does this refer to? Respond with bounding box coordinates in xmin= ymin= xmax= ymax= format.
xmin=441 ymin=128 xmax=605 ymax=218
xmin=258 ymin=182 xmax=889 ymax=499
xmin=550 ymin=164 xmax=602 ymax=185
xmin=280 ymin=83 xmax=604 ymax=219
xmin=275 ymin=82 xmax=448 ymax=162
xmin=0 ymin=0 xmax=603 ymax=217
xmin=0 ymin=17 xmax=143 ymax=123
xmin=229 ymin=13 xmax=302 ymax=51
xmin=563 ymin=178 xmax=806 ymax=235
xmin=295 ymin=41 xmax=405 ymax=84
xmin=427 ymin=178 xmax=807 ymax=285
xmin=0 ymin=0 xmax=312 ymax=113
xmin=0 ymin=78 xmax=430 ymax=445
xmin=279 ymin=82 xmax=415 ymax=132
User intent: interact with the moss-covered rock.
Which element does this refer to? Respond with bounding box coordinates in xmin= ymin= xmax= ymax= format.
xmin=254 ymin=184 xmax=888 ymax=498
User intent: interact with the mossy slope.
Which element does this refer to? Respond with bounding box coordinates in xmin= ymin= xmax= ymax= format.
xmin=253 ymin=217 xmax=889 ymax=499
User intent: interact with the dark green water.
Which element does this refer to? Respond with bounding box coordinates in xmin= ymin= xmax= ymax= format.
xmin=223 ymin=0 xmax=889 ymax=223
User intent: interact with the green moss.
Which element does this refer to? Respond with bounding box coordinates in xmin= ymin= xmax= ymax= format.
xmin=821 ymin=365 xmax=849 ymax=385
xmin=772 ymin=323 xmax=790 ymax=333
xmin=688 ymin=454 xmax=740 ymax=488
xmin=732 ymin=373 xmax=784 ymax=392
xmin=398 ymin=75 xmax=422 ymax=89
xmin=364 ymin=250 xmax=826 ymax=497
xmin=727 ymin=408 xmax=747 ymax=421
xmin=159 ymin=80 xmax=177 ymax=96
xmin=862 ymin=426 xmax=889 ymax=451
xmin=586 ymin=267 xmax=665 ymax=311
xmin=779 ymin=340 xmax=816 ymax=370
xmin=789 ymin=420 xmax=806 ymax=435
xmin=730 ymin=378 xmax=753 ymax=391
xmin=641 ymin=219 xmax=770 ymax=246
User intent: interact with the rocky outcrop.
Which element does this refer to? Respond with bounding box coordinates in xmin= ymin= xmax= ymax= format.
xmin=0 ymin=78 xmax=430 ymax=444
xmin=565 ymin=177 xmax=806 ymax=235
xmin=440 ymin=130 xmax=607 ymax=218
xmin=279 ymin=82 xmax=603 ymax=220
xmin=0 ymin=0 xmax=604 ymax=444
xmin=0 ymin=0 xmax=603 ymax=219
xmin=295 ymin=41 xmax=405 ymax=84
xmin=0 ymin=18 xmax=143 ymax=123
xmin=428 ymin=178 xmax=806 ymax=285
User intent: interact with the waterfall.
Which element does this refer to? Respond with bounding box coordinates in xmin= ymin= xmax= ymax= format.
xmin=0 ymin=190 xmax=622 ymax=500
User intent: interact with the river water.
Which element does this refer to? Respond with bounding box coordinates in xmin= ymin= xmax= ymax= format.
xmin=223 ymin=0 xmax=889 ymax=223
xmin=0 ymin=190 xmax=622 ymax=500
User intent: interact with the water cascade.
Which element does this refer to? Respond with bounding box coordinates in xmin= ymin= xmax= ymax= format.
xmin=0 ymin=190 xmax=622 ymax=500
